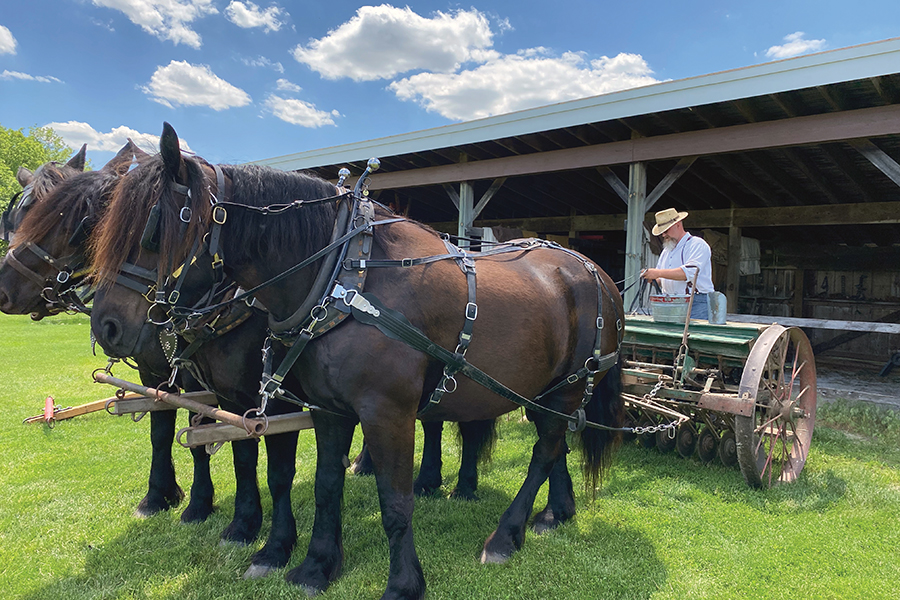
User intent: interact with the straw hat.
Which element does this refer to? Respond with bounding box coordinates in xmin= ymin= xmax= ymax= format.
xmin=651 ymin=207 xmax=688 ymax=236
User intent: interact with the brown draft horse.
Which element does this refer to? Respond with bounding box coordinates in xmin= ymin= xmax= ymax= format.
xmin=89 ymin=123 xmax=624 ymax=600
xmin=0 ymin=146 xmax=310 ymax=576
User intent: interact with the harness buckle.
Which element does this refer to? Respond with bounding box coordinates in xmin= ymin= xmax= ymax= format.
xmin=597 ymin=316 xmax=604 ymax=329
xmin=179 ymin=207 xmax=192 ymax=223
xmin=401 ymin=258 xmax=413 ymax=267
xmin=566 ymin=373 xmax=581 ymax=385
xmin=212 ymin=205 xmax=227 ymax=224
xmin=168 ymin=290 xmax=181 ymax=305
xmin=154 ymin=290 xmax=167 ymax=305
xmin=211 ymin=255 xmax=223 ymax=270
xmin=56 ymin=270 xmax=70 ymax=284
xmin=143 ymin=284 xmax=158 ymax=304
xmin=465 ymin=302 xmax=478 ymax=321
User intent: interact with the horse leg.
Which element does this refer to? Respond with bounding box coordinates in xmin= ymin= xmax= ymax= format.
xmin=285 ymin=411 xmax=356 ymax=595
xmin=481 ymin=417 xmax=567 ymax=564
xmin=413 ymin=421 xmax=443 ymax=497
xmin=220 ymin=437 xmax=262 ymax=545
xmin=363 ymin=409 xmax=425 ymax=600
xmin=349 ymin=438 xmax=375 ymax=476
xmin=177 ymin=412 xmax=215 ymax=523
xmin=450 ymin=419 xmax=496 ymax=501
xmin=135 ymin=410 xmax=184 ymax=517
xmin=243 ymin=429 xmax=300 ymax=579
xmin=531 ymin=445 xmax=576 ymax=534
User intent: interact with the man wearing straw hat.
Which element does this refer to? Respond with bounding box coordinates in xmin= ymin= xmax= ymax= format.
xmin=641 ymin=207 xmax=715 ymax=319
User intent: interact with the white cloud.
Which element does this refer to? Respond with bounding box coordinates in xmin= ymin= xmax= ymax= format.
xmin=276 ymin=78 xmax=301 ymax=93
xmin=0 ymin=24 xmax=16 ymax=55
xmin=264 ymin=94 xmax=339 ymax=128
xmin=292 ymin=5 xmax=496 ymax=81
xmin=242 ymin=55 xmax=284 ymax=73
xmin=225 ymin=1 xmax=285 ymax=33
xmin=1 ymin=70 xmax=61 ymax=83
xmin=43 ymin=121 xmax=193 ymax=154
xmin=142 ymin=60 xmax=251 ymax=110
xmin=390 ymin=50 xmax=660 ymax=121
xmin=90 ymin=0 xmax=217 ymax=49
xmin=765 ymin=32 xmax=826 ymax=60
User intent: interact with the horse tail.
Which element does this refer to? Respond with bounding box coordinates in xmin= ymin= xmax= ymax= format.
xmin=455 ymin=419 xmax=498 ymax=464
xmin=574 ymin=355 xmax=624 ymax=494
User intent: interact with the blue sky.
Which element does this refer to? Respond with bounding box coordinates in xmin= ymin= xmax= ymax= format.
xmin=1 ymin=1 xmax=898 ymax=167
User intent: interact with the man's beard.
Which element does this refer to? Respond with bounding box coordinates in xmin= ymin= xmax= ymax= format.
xmin=663 ymin=238 xmax=677 ymax=251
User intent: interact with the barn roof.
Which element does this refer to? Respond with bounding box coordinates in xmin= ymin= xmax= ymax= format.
xmin=252 ymin=37 xmax=900 ymax=249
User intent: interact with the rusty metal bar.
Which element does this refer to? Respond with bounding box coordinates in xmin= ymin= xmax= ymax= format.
xmin=109 ymin=391 xmax=218 ymax=415
xmin=93 ymin=372 xmax=266 ymax=435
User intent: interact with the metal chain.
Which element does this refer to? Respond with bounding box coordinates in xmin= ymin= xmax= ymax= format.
xmin=627 ymin=375 xmax=682 ymax=436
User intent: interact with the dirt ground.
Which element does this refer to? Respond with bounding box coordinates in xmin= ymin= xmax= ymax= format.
xmin=817 ymin=358 xmax=900 ymax=409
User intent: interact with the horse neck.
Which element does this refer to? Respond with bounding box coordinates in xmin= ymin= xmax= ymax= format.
xmin=222 ymin=234 xmax=324 ymax=322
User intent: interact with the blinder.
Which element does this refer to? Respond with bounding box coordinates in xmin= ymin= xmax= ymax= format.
xmin=140 ymin=203 xmax=161 ymax=253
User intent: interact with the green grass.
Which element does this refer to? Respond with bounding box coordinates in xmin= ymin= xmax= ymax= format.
xmin=1 ymin=313 xmax=900 ymax=599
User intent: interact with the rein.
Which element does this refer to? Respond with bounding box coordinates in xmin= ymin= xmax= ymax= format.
xmin=131 ymin=158 xmax=624 ymax=432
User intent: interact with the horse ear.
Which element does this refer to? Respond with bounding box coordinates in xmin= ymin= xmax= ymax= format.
xmin=17 ymin=166 xmax=33 ymax=187
xmin=160 ymin=122 xmax=183 ymax=180
xmin=101 ymin=142 xmax=133 ymax=175
xmin=128 ymin=138 xmax=149 ymax=159
xmin=66 ymin=144 xmax=87 ymax=171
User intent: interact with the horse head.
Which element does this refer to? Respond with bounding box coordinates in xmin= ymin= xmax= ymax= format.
xmin=90 ymin=124 xmax=222 ymax=359
xmin=0 ymin=142 xmax=141 ymax=317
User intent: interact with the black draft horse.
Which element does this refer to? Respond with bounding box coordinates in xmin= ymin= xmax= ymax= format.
xmin=89 ymin=124 xmax=624 ymax=600
xmin=0 ymin=145 xmax=303 ymax=577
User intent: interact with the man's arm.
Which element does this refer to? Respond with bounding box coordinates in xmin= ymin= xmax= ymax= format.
xmin=642 ymin=267 xmax=687 ymax=281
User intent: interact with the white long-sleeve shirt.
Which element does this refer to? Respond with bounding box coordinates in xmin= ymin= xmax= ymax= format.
xmin=655 ymin=232 xmax=715 ymax=295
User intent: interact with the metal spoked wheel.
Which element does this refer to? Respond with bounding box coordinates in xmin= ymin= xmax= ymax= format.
xmin=735 ymin=325 xmax=817 ymax=488
xmin=675 ymin=422 xmax=697 ymax=458
xmin=697 ymin=426 xmax=718 ymax=463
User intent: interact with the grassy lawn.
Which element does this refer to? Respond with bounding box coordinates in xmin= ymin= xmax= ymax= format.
xmin=1 ymin=313 xmax=899 ymax=600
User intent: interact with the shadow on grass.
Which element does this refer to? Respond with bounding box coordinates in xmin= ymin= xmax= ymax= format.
xmin=19 ymin=451 xmax=666 ymax=600
xmin=606 ymin=442 xmax=849 ymax=514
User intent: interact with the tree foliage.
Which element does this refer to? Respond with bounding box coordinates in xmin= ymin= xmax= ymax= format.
xmin=0 ymin=124 xmax=81 ymax=254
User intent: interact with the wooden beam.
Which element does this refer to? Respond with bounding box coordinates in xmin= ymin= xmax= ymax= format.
xmin=725 ymin=313 xmax=900 ymax=335
xmin=368 ymin=105 xmax=900 ymax=190
xmin=644 ymin=156 xmax=697 ymax=212
xmin=726 ymin=224 xmax=741 ymax=313
xmin=849 ymin=139 xmax=900 ymax=189
xmin=472 ymin=177 xmax=506 ymax=220
xmin=428 ymin=200 xmax=900 ymax=233
xmin=597 ymin=166 xmax=629 ymax=204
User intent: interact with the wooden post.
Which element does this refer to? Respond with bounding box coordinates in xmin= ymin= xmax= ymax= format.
xmin=624 ymin=161 xmax=647 ymax=311
xmin=726 ymin=224 xmax=742 ymax=313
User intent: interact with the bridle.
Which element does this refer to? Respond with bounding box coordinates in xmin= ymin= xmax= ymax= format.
xmin=1 ymin=171 xmax=95 ymax=315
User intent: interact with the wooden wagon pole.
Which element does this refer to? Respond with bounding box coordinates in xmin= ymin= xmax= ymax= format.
xmin=93 ymin=371 xmax=267 ymax=435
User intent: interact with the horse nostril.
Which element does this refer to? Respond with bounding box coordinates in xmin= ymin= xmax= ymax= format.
xmin=102 ymin=318 xmax=121 ymax=346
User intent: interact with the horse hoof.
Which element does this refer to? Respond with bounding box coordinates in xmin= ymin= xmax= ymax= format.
xmin=449 ymin=489 xmax=478 ymax=502
xmin=133 ymin=508 xmax=153 ymax=519
xmin=299 ymin=584 xmax=322 ymax=598
xmin=243 ymin=564 xmax=276 ymax=579
xmin=480 ymin=550 xmax=509 ymax=565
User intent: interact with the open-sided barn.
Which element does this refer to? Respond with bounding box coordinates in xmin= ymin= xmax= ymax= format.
xmin=254 ymin=37 xmax=900 ymax=367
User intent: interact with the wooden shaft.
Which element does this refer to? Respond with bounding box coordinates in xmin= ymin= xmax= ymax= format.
xmin=178 ymin=413 xmax=313 ymax=447
xmin=93 ymin=372 xmax=266 ymax=435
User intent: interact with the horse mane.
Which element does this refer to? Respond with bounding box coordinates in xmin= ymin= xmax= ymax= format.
xmin=13 ymin=169 xmax=118 ymax=250
xmin=216 ymin=164 xmax=340 ymax=266
xmin=27 ymin=162 xmax=82 ymax=202
xmin=90 ymin=154 xmax=346 ymax=286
